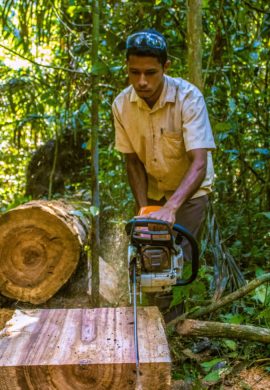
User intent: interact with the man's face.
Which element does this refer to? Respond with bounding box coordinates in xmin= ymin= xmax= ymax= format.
xmin=127 ymin=55 xmax=170 ymax=106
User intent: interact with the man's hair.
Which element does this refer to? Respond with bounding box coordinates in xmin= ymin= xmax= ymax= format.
xmin=126 ymin=29 xmax=168 ymax=66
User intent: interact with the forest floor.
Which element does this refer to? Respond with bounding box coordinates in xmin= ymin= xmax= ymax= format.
xmin=172 ymin=366 xmax=270 ymax=389
xmin=169 ymin=334 xmax=270 ymax=389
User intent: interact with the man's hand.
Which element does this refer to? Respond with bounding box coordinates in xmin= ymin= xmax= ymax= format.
xmin=146 ymin=205 xmax=176 ymax=226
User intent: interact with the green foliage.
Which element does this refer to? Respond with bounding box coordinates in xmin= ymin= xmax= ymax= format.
xmin=171 ymin=265 xmax=208 ymax=310
xmin=0 ymin=0 xmax=268 ymax=260
xmin=203 ymin=0 xmax=270 ymax=272
xmin=0 ymin=3 xmax=269 ymax=385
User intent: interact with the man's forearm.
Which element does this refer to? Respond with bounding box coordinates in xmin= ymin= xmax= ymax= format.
xmin=147 ymin=149 xmax=208 ymax=225
xmin=165 ymin=158 xmax=206 ymax=212
xmin=125 ymin=153 xmax=148 ymax=209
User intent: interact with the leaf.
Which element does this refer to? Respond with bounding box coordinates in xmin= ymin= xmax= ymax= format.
xmin=109 ymin=66 xmax=122 ymax=73
xmin=253 ymin=40 xmax=261 ymax=48
xmin=89 ymin=206 xmax=100 ymax=216
xmin=256 ymin=212 xmax=270 ymax=220
xmin=255 ymin=148 xmax=270 ymax=156
xmin=223 ymin=339 xmax=237 ymax=351
xmin=91 ymin=62 xmax=108 ymax=76
xmin=220 ymin=313 xmax=244 ymax=324
xmin=257 ymin=307 xmax=270 ymax=320
xmin=79 ymin=103 xmax=90 ymax=114
xmin=202 ymin=0 xmax=209 ymax=8
xmin=192 ymin=281 xmax=206 ymax=296
xmin=214 ymin=122 xmax=231 ymax=132
xmin=255 ymin=267 xmax=265 ymax=277
xmin=203 ymin=370 xmax=221 ymax=383
xmin=217 ymin=132 xmax=230 ymax=141
xmin=253 ymin=160 xmax=265 ymax=169
xmin=233 ymin=45 xmax=246 ymax=52
xmin=224 ymin=149 xmax=239 ymax=154
xmin=228 ymin=98 xmax=236 ymax=113
xmin=253 ymin=285 xmax=269 ymax=304
xmin=250 ymin=52 xmax=259 ymax=61
xmin=200 ymin=358 xmax=224 ymax=372
xmin=69 ymin=210 xmax=84 ymax=218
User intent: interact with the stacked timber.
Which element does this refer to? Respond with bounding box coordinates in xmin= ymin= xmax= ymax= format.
xmin=0 ymin=200 xmax=89 ymax=304
xmin=0 ymin=306 xmax=171 ymax=389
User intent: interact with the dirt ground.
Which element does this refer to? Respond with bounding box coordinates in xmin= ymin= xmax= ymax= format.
xmin=223 ymin=367 xmax=270 ymax=390
xmin=172 ymin=367 xmax=270 ymax=389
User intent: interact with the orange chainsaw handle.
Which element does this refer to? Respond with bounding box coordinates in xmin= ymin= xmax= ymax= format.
xmin=138 ymin=206 xmax=161 ymax=216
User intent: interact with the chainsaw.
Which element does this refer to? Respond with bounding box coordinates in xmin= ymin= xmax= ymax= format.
xmin=125 ymin=206 xmax=199 ymax=374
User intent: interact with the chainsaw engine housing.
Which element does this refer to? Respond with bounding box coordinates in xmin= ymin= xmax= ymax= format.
xmin=127 ymin=222 xmax=184 ymax=293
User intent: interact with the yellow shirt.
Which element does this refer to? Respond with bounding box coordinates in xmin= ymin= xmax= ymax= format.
xmin=112 ymin=75 xmax=216 ymax=200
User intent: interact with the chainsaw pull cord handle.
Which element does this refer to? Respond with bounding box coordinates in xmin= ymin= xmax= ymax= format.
xmin=125 ymin=219 xmax=199 ymax=285
xmin=172 ymin=223 xmax=199 ymax=286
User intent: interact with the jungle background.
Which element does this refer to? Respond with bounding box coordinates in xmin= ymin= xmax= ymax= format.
xmin=0 ymin=0 xmax=269 ymax=388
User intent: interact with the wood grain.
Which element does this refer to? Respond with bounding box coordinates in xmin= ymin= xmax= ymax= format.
xmin=0 ymin=200 xmax=89 ymax=304
xmin=0 ymin=307 xmax=171 ymax=389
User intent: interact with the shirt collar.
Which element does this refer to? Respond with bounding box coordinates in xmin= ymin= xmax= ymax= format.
xmin=129 ymin=75 xmax=177 ymax=110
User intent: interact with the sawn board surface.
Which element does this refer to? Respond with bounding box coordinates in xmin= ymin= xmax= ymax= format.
xmin=0 ymin=307 xmax=171 ymax=389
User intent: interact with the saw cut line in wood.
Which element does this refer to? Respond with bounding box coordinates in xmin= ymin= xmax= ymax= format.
xmin=0 ymin=307 xmax=171 ymax=390
xmin=0 ymin=200 xmax=89 ymax=304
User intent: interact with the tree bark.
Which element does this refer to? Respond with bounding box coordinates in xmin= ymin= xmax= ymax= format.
xmin=177 ymin=319 xmax=270 ymax=343
xmin=90 ymin=0 xmax=100 ymax=307
xmin=0 ymin=307 xmax=171 ymax=389
xmin=187 ymin=0 xmax=203 ymax=91
xmin=0 ymin=200 xmax=89 ymax=304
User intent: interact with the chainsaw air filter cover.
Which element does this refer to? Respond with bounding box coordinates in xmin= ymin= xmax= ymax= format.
xmin=141 ymin=246 xmax=170 ymax=272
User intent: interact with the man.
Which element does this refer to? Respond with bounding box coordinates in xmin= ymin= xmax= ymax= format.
xmin=112 ymin=30 xmax=215 ymax=318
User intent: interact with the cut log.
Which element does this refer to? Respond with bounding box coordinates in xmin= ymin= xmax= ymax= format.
xmin=0 ymin=306 xmax=171 ymax=389
xmin=176 ymin=319 xmax=270 ymax=343
xmin=0 ymin=200 xmax=89 ymax=304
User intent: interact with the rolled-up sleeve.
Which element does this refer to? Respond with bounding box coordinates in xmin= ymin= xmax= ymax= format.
xmin=112 ymin=102 xmax=134 ymax=153
xmin=182 ymin=94 xmax=216 ymax=152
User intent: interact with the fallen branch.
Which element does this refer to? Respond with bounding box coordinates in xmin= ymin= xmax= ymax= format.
xmin=168 ymin=273 xmax=270 ymax=328
xmin=177 ymin=319 xmax=270 ymax=344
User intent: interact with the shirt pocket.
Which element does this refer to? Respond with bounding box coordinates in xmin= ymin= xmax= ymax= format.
xmin=161 ymin=131 xmax=184 ymax=159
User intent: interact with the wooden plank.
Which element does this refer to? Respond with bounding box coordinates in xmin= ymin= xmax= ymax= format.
xmin=0 ymin=307 xmax=171 ymax=389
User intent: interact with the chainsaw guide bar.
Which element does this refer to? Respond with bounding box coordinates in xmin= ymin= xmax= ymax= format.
xmin=126 ymin=209 xmax=200 ymax=381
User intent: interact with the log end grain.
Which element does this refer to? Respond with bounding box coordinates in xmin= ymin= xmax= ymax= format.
xmin=0 ymin=200 xmax=89 ymax=304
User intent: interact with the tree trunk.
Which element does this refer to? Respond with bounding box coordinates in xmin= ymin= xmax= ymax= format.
xmin=90 ymin=0 xmax=101 ymax=307
xmin=187 ymin=0 xmax=203 ymax=91
xmin=0 ymin=200 xmax=89 ymax=304
xmin=177 ymin=319 xmax=270 ymax=343
xmin=0 ymin=307 xmax=171 ymax=389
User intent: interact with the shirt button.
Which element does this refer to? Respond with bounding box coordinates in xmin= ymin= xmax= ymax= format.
xmin=154 ymin=158 xmax=157 ymax=162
